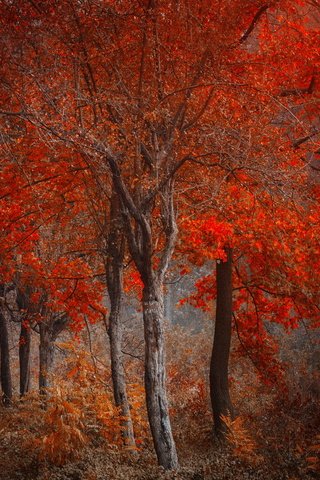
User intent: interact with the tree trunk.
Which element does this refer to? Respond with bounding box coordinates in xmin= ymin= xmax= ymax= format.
xmin=0 ymin=310 xmax=12 ymax=406
xmin=107 ymin=152 xmax=178 ymax=469
xmin=108 ymin=301 xmax=136 ymax=448
xmin=210 ymin=247 xmax=234 ymax=434
xmin=143 ymin=280 xmax=178 ymax=470
xmin=39 ymin=322 xmax=54 ymax=397
xmin=106 ymin=192 xmax=136 ymax=448
xmin=16 ymin=287 xmax=32 ymax=396
xmin=19 ymin=320 xmax=31 ymax=397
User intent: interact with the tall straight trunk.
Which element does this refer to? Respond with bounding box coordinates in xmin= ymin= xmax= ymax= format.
xmin=0 ymin=311 xmax=12 ymax=406
xmin=39 ymin=322 xmax=54 ymax=397
xmin=143 ymin=280 xmax=178 ymax=470
xmin=108 ymin=298 xmax=136 ymax=448
xmin=19 ymin=321 xmax=31 ymax=397
xmin=210 ymin=247 xmax=234 ymax=434
xmin=16 ymin=288 xmax=32 ymax=396
xmin=106 ymin=192 xmax=136 ymax=448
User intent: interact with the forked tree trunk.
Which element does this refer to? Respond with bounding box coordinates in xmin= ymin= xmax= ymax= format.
xmin=143 ymin=280 xmax=178 ymax=470
xmin=107 ymin=152 xmax=178 ymax=469
xmin=19 ymin=320 xmax=31 ymax=396
xmin=0 ymin=311 xmax=12 ymax=406
xmin=106 ymin=192 xmax=136 ymax=448
xmin=210 ymin=247 xmax=234 ymax=434
xmin=39 ymin=322 xmax=54 ymax=397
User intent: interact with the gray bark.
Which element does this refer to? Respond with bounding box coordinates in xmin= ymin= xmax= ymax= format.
xmin=107 ymin=150 xmax=179 ymax=469
xmin=143 ymin=280 xmax=178 ymax=470
xmin=39 ymin=321 xmax=54 ymax=397
xmin=106 ymin=191 xmax=136 ymax=448
xmin=38 ymin=303 xmax=68 ymax=399
xmin=108 ymin=302 xmax=136 ymax=448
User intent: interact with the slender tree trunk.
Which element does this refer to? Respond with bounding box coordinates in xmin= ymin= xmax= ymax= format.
xmin=106 ymin=192 xmax=136 ymax=448
xmin=39 ymin=322 xmax=54 ymax=397
xmin=107 ymin=273 xmax=136 ymax=448
xmin=210 ymin=247 xmax=234 ymax=434
xmin=19 ymin=320 xmax=31 ymax=397
xmin=142 ymin=280 xmax=178 ymax=470
xmin=16 ymin=287 xmax=33 ymax=397
xmin=0 ymin=311 xmax=12 ymax=406
xmin=108 ymin=299 xmax=136 ymax=448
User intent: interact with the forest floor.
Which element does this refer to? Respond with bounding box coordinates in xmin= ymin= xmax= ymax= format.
xmin=1 ymin=326 xmax=319 ymax=480
xmin=0 ymin=443 xmax=315 ymax=480
xmin=0 ymin=392 xmax=318 ymax=480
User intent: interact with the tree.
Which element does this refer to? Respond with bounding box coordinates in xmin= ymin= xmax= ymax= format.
xmin=0 ymin=0 xmax=319 ymax=468
xmin=0 ymin=286 xmax=12 ymax=406
xmin=19 ymin=319 xmax=31 ymax=396
xmin=16 ymin=288 xmax=32 ymax=397
xmin=105 ymin=192 xmax=136 ymax=448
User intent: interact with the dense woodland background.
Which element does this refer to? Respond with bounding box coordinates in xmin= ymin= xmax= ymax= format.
xmin=0 ymin=0 xmax=319 ymax=479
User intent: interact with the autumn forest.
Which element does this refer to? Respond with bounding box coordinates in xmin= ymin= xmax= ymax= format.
xmin=0 ymin=1 xmax=319 ymax=479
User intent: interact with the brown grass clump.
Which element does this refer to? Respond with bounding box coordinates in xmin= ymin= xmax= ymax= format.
xmin=306 ymin=434 xmax=320 ymax=475
xmin=36 ymin=391 xmax=88 ymax=465
xmin=221 ymin=414 xmax=263 ymax=466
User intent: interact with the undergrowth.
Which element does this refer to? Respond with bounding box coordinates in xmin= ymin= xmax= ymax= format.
xmin=0 ymin=325 xmax=318 ymax=479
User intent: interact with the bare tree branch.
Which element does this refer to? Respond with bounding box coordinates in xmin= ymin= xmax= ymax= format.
xmin=239 ymin=4 xmax=269 ymax=44
xmin=280 ymin=75 xmax=316 ymax=97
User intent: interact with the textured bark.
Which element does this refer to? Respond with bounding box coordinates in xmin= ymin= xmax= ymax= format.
xmin=16 ymin=288 xmax=32 ymax=396
xmin=39 ymin=322 xmax=54 ymax=397
xmin=19 ymin=321 xmax=31 ymax=396
xmin=0 ymin=310 xmax=12 ymax=406
xmin=107 ymin=261 xmax=135 ymax=445
xmin=106 ymin=192 xmax=136 ymax=448
xmin=210 ymin=247 xmax=234 ymax=434
xmin=143 ymin=281 xmax=178 ymax=470
xmin=108 ymin=151 xmax=178 ymax=469
xmin=108 ymin=302 xmax=136 ymax=448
